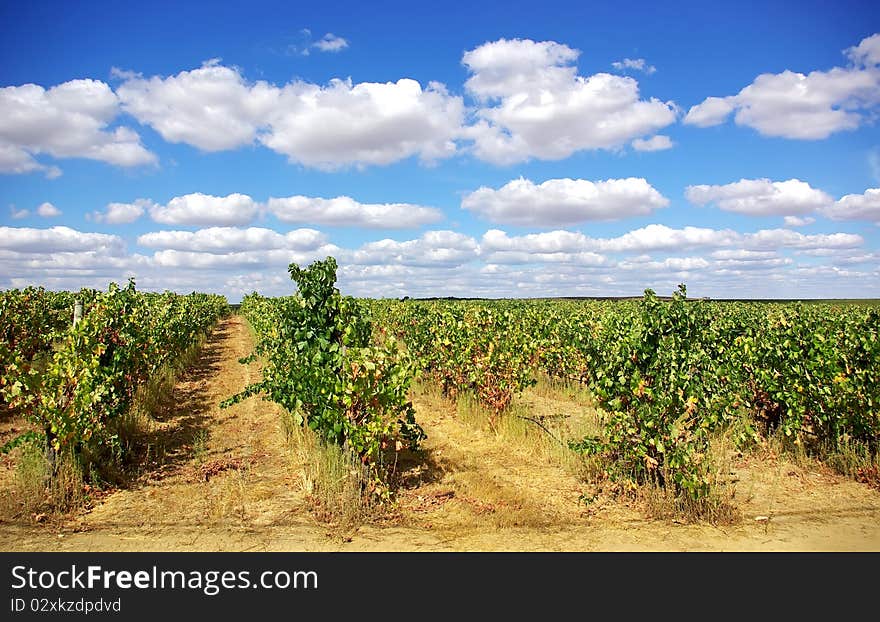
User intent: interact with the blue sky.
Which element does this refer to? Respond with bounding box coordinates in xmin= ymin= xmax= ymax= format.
xmin=1 ymin=0 xmax=879 ymax=300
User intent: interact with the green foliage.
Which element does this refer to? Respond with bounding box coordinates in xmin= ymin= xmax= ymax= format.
xmin=372 ymin=291 xmax=879 ymax=501
xmin=734 ymin=304 xmax=880 ymax=445
xmin=1 ymin=287 xmax=84 ymax=407
xmin=1 ymin=282 xmax=227 ymax=463
xmin=223 ymin=257 xmax=425 ymax=470
xmin=582 ymin=286 xmax=724 ymax=497
xmin=372 ymin=300 xmax=538 ymax=415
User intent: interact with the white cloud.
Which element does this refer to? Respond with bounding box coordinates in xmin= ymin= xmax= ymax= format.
xmin=0 ymin=142 xmax=60 ymax=178
xmin=632 ymin=135 xmax=673 ymax=151
xmin=462 ymin=38 xmax=677 ymax=164
xmin=479 ymin=226 xmax=733 ymax=258
xmin=137 ymin=227 xmax=326 ymax=253
xmin=36 ymin=202 xmax=61 ymax=218
xmin=139 ymin=227 xmax=338 ymax=272
xmin=90 ymin=199 xmax=154 ymax=224
xmin=116 ymin=61 xmax=464 ymax=169
xmin=593 ymin=225 xmax=742 ymax=253
xmin=481 ymin=224 xmax=862 ymax=256
xmin=0 ymin=226 xmax=125 ymax=254
xmin=477 ymin=228 xmax=608 ymax=266
xmin=783 ymin=216 xmax=816 ymax=227
xmin=116 ymin=61 xmax=276 ymax=152
xmin=685 ymin=178 xmax=833 ymax=216
xmin=0 ymin=79 xmax=156 ymax=175
xmin=682 ymin=97 xmax=736 ymax=128
xmin=313 ymin=33 xmax=348 ymax=53
xmin=828 ymin=251 xmax=880 ymax=266
xmin=9 ymin=205 xmax=29 ymax=219
xmin=351 ymin=230 xmax=479 ymax=267
xmin=266 ymin=195 xmax=442 ymax=228
xmin=618 ymin=256 xmax=710 ymax=271
xmin=262 ymin=78 xmax=463 ymax=169
xmin=149 ymin=193 xmax=259 ymax=226
xmin=148 ymin=248 xmax=334 ymax=270
xmin=462 ymin=177 xmax=668 ymax=226
xmin=846 ymin=33 xmax=880 ymax=66
xmin=684 ymin=33 xmax=880 ymax=139
xmin=481 ymin=229 xmax=591 ymax=254
xmin=825 ymin=188 xmax=880 ymax=222
xmin=0 ymin=224 xmax=874 ymax=300
xmin=744 ymin=229 xmax=862 ymax=251
xmin=612 ymin=58 xmax=656 ymax=75
xmin=710 ymin=249 xmax=779 ymax=261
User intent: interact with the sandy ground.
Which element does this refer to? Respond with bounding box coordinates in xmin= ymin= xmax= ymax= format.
xmin=1 ymin=315 xmax=879 ymax=552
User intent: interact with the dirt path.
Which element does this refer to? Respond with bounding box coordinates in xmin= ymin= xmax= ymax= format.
xmin=1 ymin=316 xmax=879 ymax=551
xmin=0 ymin=316 xmax=326 ymax=551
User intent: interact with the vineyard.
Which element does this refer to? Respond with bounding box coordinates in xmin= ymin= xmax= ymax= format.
xmin=1 ymin=258 xmax=879 ymax=549
xmin=1 ymin=283 xmax=227 ymax=478
xmin=372 ymin=286 xmax=880 ymax=503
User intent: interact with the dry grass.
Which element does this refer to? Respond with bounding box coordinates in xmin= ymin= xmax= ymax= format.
xmin=407 ymin=377 xmax=594 ymax=529
xmin=114 ymin=336 xmax=207 ymax=456
xmin=1 ymin=445 xmax=85 ymax=521
xmin=826 ymin=438 xmax=880 ymax=489
xmin=637 ymin=429 xmax=741 ymax=524
xmin=282 ymin=413 xmax=378 ymax=532
xmin=0 ymin=333 xmax=212 ymax=522
xmin=438 ymin=375 xmax=604 ymax=480
xmin=468 ymin=374 xmax=740 ymax=525
xmin=204 ymin=466 xmax=251 ymax=523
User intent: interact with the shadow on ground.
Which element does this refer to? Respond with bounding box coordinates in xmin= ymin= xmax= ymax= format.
xmin=119 ymin=323 xmax=229 ymax=483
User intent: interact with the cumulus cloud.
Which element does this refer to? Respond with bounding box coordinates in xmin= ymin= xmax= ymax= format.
xmin=351 ymin=230 xmax=479 ymax=267
xmin=618 ymin=256 xmax=710 ymax=271
xmin=137 ymin=226 xmax=338 ymax=273
xmin=710 ymin=249 xmax=779 ymax=261
xmin=685 ymin=178 xmax=834 ymax=216
xmin=631 ymin=135 xmax=673 ymax=151
xmin=115 ymin=61 xmax=275 ymax=152
xmin=0 ymin=142 xmax=61 ymax=178
xmin=612 ymin=58 xmax=657 ymax=75
xmin=116 ymin=61 xmax=464 ymax=169
xmin=846 ymin=33 xmax=880 ymax=66
xmin=461 ymin=38 xmax=677 ymax=164
xmin=0 ymin=79 xmax=156 ymax=175
xmin=9 ymin=205 xmax=29 ymax=219
xmin=266 ymin=195 xmax=442 ymax=228
xmin=480 ymin=227 xmax=681 ymax=259
xmin=481 ymin=224 xmax=862 ymax=256
xmin=149 ymin=193 xmax=259 ymax=226
xmin=148 ymin=248 xmax=326 ymax=270
xmin=824 ymin=188 xmax=880 ymax=222
xmin=0 ymin=226 xmax=125 ymax=254
xmin=36 ymin=202 xmax=61 ymax=218
xmin=313 ymin=33 xmax=349 ymax=53
xmin=461 ymin=177 xmax=668 ymax=226
xmin=261 ymin=78 xmax=463 ymax=169
xmin=682 ymin=97 xmax=736 ymax=128
xmin=684 ymin=33 xmax=880 ymax=139
xmin=592 ymin=225 xmax=742 ymax=253
xmin=478 ymin=228 xmax=607 ymax=266
xmin=783 ymin=216 xmax=816 ymax=227
xmin=89 ymin=199 xmax=154 ymax=224
xmin=137 ymin=227 xmax=327 ymax=253
xmin=744 ymin=229 xmax=862 ymax=251
xmin=0 ymin=224 xmax=874 ymax=300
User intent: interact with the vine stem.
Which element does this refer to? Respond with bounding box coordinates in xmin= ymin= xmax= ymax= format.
xmin=514 ymin=415 xmax=567 ymax=447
